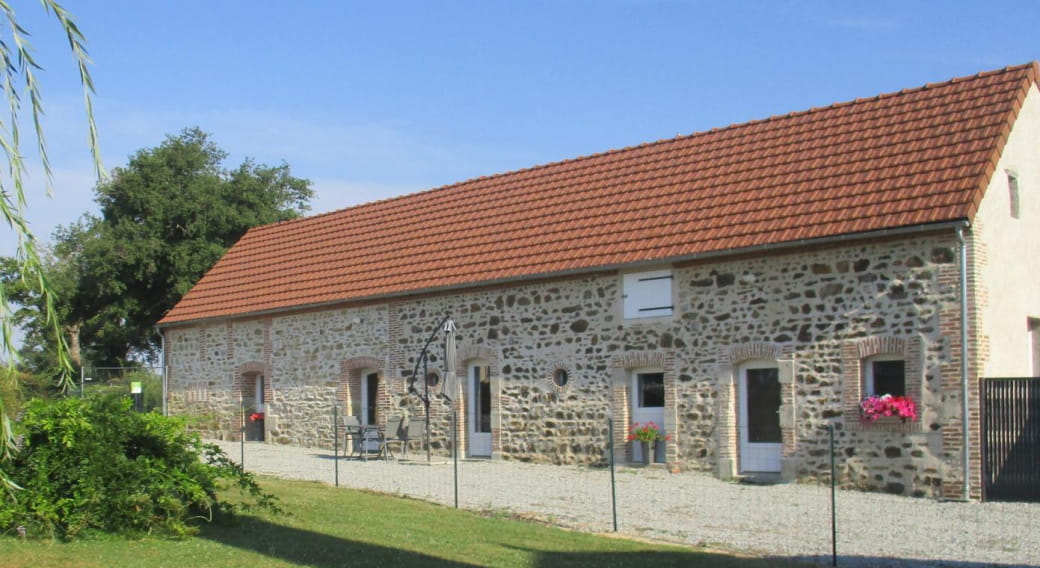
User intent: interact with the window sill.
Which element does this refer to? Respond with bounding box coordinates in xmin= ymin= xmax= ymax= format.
xmin=622 ymin=314 xmax=674 ymax=326
xmin=863 ymin=416 xmax=912 ymax=424
xmin=848 ymin=416 xmax=922 ymax=433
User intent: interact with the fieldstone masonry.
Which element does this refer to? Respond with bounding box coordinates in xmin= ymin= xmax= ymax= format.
xmin=165 ymin=231 xmax=973 ymax=498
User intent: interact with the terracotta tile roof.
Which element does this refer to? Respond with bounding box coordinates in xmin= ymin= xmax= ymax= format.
xmin=159 ymin=63 xmax=1040 ymax=325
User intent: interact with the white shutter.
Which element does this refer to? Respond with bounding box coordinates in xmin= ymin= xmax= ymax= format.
xmin=623 ymin=270 xmax=673 ymax=319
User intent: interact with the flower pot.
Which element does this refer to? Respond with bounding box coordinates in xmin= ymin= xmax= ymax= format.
xmin=639 ymin=441 xmax=653 ymax=465
xmin=246 ymin=418 xmax=265 ymax=442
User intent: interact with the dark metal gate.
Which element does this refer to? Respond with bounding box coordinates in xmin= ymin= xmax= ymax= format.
xmin=981 ymin=378 xmax=1040 ymax=502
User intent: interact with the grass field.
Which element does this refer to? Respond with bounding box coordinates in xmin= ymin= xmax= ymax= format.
xmin=1 ymin=477 xmax=806 ymax=567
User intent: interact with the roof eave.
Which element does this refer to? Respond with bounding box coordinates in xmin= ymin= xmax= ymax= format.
xmin=157 ymin=219 xmax=971 ymax=330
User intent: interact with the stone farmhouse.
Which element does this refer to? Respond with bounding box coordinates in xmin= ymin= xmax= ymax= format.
xmin=159 ymin=63 xmax=1040 ymax=500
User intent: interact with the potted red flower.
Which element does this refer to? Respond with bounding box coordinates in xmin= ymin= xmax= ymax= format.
xmin=244 ymin=409 xmax=265 ymax=441
xmin=626 ymin=421 xmax=670 ymax=465
xmin=860 ymin=394 xmax=917 ymax=422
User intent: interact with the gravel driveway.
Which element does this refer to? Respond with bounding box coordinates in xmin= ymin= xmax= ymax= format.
xmin=211 ymin=440 xmax=1038 ymax=568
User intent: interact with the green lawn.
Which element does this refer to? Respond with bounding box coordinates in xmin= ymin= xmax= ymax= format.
xmin=1 ymin=477 xmax=805 ymax=567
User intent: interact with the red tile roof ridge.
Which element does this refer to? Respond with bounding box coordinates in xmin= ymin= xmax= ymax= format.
xmin=737 ymin=62 xmax=1035 ymax=125
xmin=241 ymin=63 xmax=1038 ymax=246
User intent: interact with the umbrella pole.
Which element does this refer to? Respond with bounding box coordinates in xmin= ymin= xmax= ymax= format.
xmin=407 ymin=314 xmax=455 ymax=466
xmin=424 ymin=355 xmax=431 ymax=463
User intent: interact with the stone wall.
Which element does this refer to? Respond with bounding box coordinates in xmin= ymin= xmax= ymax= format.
xmin=165 ymin=231 xmax=967 ymax=497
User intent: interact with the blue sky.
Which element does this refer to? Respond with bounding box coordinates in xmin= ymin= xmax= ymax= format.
xmin=6 ymin=0 xmax=1040 ymax=257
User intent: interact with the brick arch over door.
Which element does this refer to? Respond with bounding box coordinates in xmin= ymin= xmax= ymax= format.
xmin=457 ymin=344 xmax=501 ymax=458
xmin=715 ymin=343 xmax=795 ymax=480
xmin=340 ymin=355 xmax=388 ymax=424
xmin=457 ymin=345 xmax=500 ymax=368
xmin=610 ymin=350 xmax=677 ymax=467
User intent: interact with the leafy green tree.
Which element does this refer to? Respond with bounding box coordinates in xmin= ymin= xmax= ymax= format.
xmin=1 ymin=1 xmax=100 ymax=487
xmin=0 ymin=245 xmax=81 ymax=378
xmin=79 ymin=127 xmax=313 ymax=364
xmin=2 ymin=218 xmax=113 ymax=381
xmin=5 ymin=128 xmax=313 ymax=370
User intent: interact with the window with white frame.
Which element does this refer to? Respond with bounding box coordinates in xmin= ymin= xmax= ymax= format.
xmin=863 ymin=355 xmax=906 ymax=397
xmin=636 ymin=372 xmax=665 ymax=407
xmin=623 ymin=269 xmax=673 ymax=319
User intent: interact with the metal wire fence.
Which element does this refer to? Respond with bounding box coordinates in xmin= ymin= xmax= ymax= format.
xmin=212 ymin=409 xmax=1039 ymax=568
xmin=79 ymin=365 xmax=163 ymax=412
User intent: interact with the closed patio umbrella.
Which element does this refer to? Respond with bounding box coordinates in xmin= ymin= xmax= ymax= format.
xmin=441 ymin=318 xmax=457 ymax=401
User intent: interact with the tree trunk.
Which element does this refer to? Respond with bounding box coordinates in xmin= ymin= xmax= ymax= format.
xmin=65 ymin=321 xmax=82 ymax=368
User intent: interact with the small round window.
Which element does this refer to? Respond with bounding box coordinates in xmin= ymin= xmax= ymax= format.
xmin=546 ymin=361 xmax=573 ymax=393
xmin=552 ymin=368 xmax=569 ymax=388
xmin=426 ymin=372 xmax=440 ymax=387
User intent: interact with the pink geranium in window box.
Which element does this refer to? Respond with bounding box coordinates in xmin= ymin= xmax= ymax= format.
xmin=860 ymin=394 xmax=917 ymax=422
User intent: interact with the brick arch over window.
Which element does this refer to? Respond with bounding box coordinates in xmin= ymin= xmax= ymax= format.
xmin=457 ymin=344 xmax=502 ymax=458
xmin=609 ymin=350 xmax=677 ymax=467
xmin=714 ymin=342 xmax=794 ymax=480
xmin=614 ymin=351 xmax=668 ymax=373
xmin=841 ymin=335 xmax=924 ymax=431
xmin=855 ymin=336 xmax=908 ymax=359
xmin=339 ymin=355 xmax=387 ymax=423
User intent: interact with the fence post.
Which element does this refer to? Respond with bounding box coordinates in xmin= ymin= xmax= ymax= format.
xmin=609 ymin=415 xmax=618 ymax=532
xmin=453 ymin=411 xmax=459 ymax=509
xmin=334 ymin=405 xmax=339 ymax=488
xmin=829 ymin=423 xmax=837 ymax=567
xmin=239 ymin=394 xmax=245 ymax=468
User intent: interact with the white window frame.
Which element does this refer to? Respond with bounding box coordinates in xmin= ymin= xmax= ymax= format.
xmin=254 ymin=374 xmax=265 ymax=413
xmin=633 ymin=371 xmax=665 ymax=409
xmin=467 ymin=362 xmax=493 ymax=457
xmin=863 ymin=354 xmax=905 ymax=397
xmin=738 ymin=359 xmax=782 ymax=473
xmin=360 ymin=370 xmax=380 ymax=425
xmin=630 ymin=367 xmax=666 ymax=464
xmin=622 ymin=269 xmax=674 ymax=319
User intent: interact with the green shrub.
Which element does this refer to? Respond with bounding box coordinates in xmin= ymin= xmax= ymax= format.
xmin=0 ymin=370 xmax=61 ymax=419
xmin=0 ymin=395 xmax=278 ymax=539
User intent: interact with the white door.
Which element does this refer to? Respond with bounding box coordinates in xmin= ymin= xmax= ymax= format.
xmin=739 ymin=363 xmax=782 ymax=473
xmin=360 ymin=372 xmax=380 ymax=452
xmin=631 ymin=371 xmax=666 ymax=463
xmin=248 ymin=374 xmax=266 ymax=442
xmin=254 ymin=374 xmax=265 ymax=413
xmin=468 ymin=364 xmax=492 ymax=457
